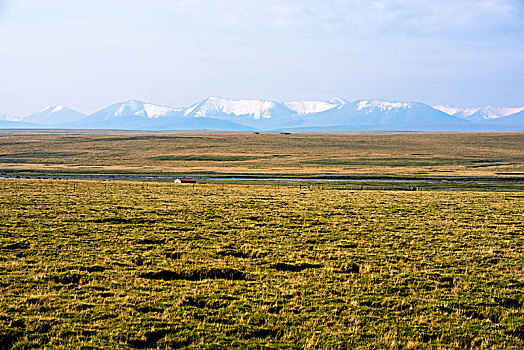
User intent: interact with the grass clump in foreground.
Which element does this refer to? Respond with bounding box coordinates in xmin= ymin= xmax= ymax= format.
xmin=0 ymin=179 xmax=523 ymax=349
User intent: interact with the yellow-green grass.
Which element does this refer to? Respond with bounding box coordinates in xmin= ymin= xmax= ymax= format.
xmin=0 ymin=133 xmax=523 ymax=177
xmin=1 ymin=179 xmax=523 ymax=348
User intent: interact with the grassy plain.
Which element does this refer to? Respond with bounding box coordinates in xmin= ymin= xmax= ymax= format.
xmin=0 ymin=132 xmax=523 ymax=177
xmin=1 ymin=179 xmax=523 ymax=349
xmin=0 ymin=132 xmax=523 ymax=348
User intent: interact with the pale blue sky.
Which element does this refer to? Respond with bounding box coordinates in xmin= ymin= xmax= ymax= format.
xmin=1 ymin=0 xmax=523 ymax=115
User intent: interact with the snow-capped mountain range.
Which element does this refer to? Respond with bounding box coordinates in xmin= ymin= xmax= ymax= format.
xmin=1 ymin=97 xmax=523 ymax=131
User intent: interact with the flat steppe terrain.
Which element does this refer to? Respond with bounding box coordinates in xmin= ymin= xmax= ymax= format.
xmin=0 ymin=132 xmax=523 ymax=177
xmin=1 ymin=132 xmax=523 ymax=348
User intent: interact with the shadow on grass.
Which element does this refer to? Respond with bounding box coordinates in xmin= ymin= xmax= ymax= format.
xmin=270 ymin=262 xmax=323 ymax=272
xmin=139 ymin=268 xmax=249 ymax=281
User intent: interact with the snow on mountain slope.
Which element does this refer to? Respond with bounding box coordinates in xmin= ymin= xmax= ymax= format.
xmin=467 ymin=106 xmax=524 ymax=120
xmin=495 ymin=106 xmax=524 ymax=117
xmin=64 ymin=99 xmax=253 ymax=130
xmin=22 ymin=104 xmax=86 ymax=125
xmin=94 ymin=100 xmax=183 ymax=120
xmin=4 ymin=97 xmax=522 ymax=131
xmin=80 ymin=97 xmax=473 ymax=130
xmin=285 ymin=101 xmax=336 ymax=115
xmin=62 ymin=100 xmax=185 ymax=129
xmin=433 ymin=105 xmax=475 ymax=117
xmin=182 ymin=97 xmax=306 ymax=129
xmin=357 ymin=100 xmax=415 ymax=113
xmin=357 ymin=100 xmax=469 ymax=125
xmin=184 ymin=97 xmax=290 ymax=119
xmin=356 ymin=100 xmax=415 ymax=113
xmin=433 ymin=105 xmax=524 ymax=120
xmin=300 ymin=99 xmax=467 ymax=129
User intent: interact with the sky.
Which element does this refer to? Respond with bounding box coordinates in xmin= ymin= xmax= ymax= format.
xmin=0 ymin=0 xmax=523 ymax=116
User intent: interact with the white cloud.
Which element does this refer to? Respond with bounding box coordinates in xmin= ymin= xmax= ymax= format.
xmin=217 ymin=0 xmax=521 ymax=39
xmin=3 ymin=0 xmax=520 ymax=40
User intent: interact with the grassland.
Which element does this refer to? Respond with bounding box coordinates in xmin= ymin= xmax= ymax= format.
xmin=0 ymin=132 xmax=523 ymax=348
xmin=1 ymin=179 xmax=523 ymax=349
xmin=0 ymin=133 xmax=523 ymax=177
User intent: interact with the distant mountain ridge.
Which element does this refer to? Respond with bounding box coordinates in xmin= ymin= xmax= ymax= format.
xmin=433 ymin=105 xmax=524 ymax=121
xmin=90 ymin=100 xmax=183 ymax=120
xmin=23 ymin=105 xmax=86 ymax=125
xmin=2 ymin=97 xmax=523 ymax=131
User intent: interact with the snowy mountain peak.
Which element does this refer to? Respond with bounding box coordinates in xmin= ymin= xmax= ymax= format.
xmin=39 ymin=104 xmax=65 ymax=114
xmin=474 ymin=106 xmax=524 ymax=119
xmin=433 ymin=105 xmax=524 ymax=120
xmin=432 ymin=105 xmax=467 ymax=116
xmin=22 ymin=104 xmax=85 ymax=125
xmin=110 ymin=100 xmax=182 ymax=119
xmin=185 ymin=97 xmax=284 ymax=120
xmin=329 ymin=97 xmax=348 ymax=106
xmin=113 ymin=100 xmax=145 ymax=117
